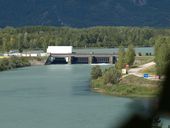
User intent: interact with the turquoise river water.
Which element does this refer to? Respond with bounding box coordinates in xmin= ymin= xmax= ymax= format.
xmin=0 ymin=65 xmax=169 ymax=128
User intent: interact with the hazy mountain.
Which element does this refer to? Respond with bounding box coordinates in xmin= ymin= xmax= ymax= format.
xmin=0 ymin=0 xmax=170 ymax=27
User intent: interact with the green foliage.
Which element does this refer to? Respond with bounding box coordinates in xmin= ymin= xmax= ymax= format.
xmin=109 ymin=84 xmax=159 ymax=97
xmin=91 ymin=75 xmax=160 ymax=97
xmin=91 ymin=65 xmax=102 ymax=79
xmin=0 ymin=57 xmax=30 ymax=71
xmin=155 ymin=36 xmax=170 ymax=76
xmin=115 ymin=46 xmax=126 ymax=70
xmin=115 ymin=44 xmax=136 ymax=69
xmin=125 ymin=44 xmax=136 ymax=66
xmin=103 ymin=67 xmax=121 ymax=84
xmin=140 ymin=65 xmax=156 ymax=75
xmin=119 ymin=75 xmax=160 ymax=87
xmin=0 ymin=26 xmax=169 ymax=52
xmin=0 ymin=58 xmax=11 ymax=71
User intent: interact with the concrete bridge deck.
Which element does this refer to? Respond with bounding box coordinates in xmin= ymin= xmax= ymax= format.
xmin=51 ymin=53 xmax=117 ymax=57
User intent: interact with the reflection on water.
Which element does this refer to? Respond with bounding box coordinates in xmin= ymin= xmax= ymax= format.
xmin=46 ymin=64 xmax=73 ymax=71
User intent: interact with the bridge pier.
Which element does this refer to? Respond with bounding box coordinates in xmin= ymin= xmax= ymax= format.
xmin=68 ymin=56 xmax=72 ymax=64
xmin=109 ymin=56 xmax=113 ymax=64
xmin=88 ymin=56 xmax=93 ymax=64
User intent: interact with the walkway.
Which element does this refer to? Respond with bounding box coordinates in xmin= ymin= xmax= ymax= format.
xmin=127 ymin=61 xmax=158 ymax=80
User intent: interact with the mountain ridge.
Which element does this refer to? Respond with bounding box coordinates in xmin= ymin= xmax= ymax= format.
xmin=0 ymin=0 xmax=170 ymax=28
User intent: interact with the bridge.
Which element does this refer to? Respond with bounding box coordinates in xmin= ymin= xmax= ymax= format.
xmin=45 ymin=52 xmax=118 ymax=65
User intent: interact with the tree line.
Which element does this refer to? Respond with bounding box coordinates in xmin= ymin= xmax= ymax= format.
xmin=1 ymin=26 xmax=170 ymax=52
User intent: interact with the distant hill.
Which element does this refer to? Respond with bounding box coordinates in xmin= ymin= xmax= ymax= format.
xmin=0 ymin=0 xmax=170 ymax=27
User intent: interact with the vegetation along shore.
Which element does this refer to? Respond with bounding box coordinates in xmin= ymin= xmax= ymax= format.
xmin=0 ymin=56 xmax=30 ymax=71
xmin=90 ymin=42 xmax=170 ymax=97
xmin=91 ymin=62 xmax=161 ymax=98
xmin=0 ymin=56 xmax=47 ymax=72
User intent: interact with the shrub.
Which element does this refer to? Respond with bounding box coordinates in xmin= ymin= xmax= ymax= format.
xmin=91 ymin=65 xmax=102 ymax=79
xmin=138 ymin=52 xmax=142 ymax=56
xmin=0 ymin=57 xmax=30 ymax=71
xmin=103 ymin=67 xmax=121 ymax=84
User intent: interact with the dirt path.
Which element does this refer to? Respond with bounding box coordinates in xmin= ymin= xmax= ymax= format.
xmin=127 ymin=61 xmax=157 ymax=80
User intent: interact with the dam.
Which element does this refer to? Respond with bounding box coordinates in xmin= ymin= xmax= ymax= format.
xmin=45 ymin=46 xmax=117 ymax=65
xmin=45 ymin=53 xmax=117 ymax=65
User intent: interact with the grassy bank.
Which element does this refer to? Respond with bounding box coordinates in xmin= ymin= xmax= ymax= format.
xmin=133 ymin=56 xmax=155 ymax=67
xmin=139 ymin=65 xmax=156 ymax=75
xmin=91 ymin=75 xmax=161 ymax=97
xmin=0 ymin=57 xmax=31 ymax=71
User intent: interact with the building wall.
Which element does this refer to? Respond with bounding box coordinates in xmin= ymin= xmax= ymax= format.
xmin=47 ymin=46 xmax=73 ymax=54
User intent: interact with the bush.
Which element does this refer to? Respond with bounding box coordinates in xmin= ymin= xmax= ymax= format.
xmin=138 ymin=52 xmax=142 ymax=56
xmin=0 ymin=57 xmax=30 ymax=71
xmin=91 ymin=65 xmax=102 ymax=79
xmin=103 ymin=67 xmax=121 ymax=84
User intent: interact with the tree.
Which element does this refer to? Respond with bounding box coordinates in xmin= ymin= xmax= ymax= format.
xmin=155 ymin=37 xmax=170 ymax=76
xmin=103 ymin=67 xmax=121 ymax=84
xmin=91 ymin=65 xmax=102 ymax=79
xmin=23 ymin=32 xmax=29 ymax=49
xmin=115 ymin=46 xmax=126 ymax=70
xmin=125 ymin=44 xmax=136 ymax=66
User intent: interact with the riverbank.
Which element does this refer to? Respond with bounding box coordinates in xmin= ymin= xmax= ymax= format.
xmin=0 ymin=56 xmax=47 ymax=72
xmin=28 ymin=57 xmax=47 ymax=66
xmin=91 ymin=75 xmax=161 ymax=98
xmin=0 ymin=57 xmax=31 ymax=71
xmin=91 ymin=60 xmax=161 ymax=98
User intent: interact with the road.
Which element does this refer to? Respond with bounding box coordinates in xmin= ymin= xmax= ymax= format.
xmin=127 ymin=61 xmax=157 ymax=80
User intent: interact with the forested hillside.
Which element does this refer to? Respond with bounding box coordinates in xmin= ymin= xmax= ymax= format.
xmin=1 ymin=26 xmax=170 ymax=52
xmin=0 ymin=0 xmax=170 ymax=27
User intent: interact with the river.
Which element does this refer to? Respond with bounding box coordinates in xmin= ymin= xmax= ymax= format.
xmin=0 ymin=65 xmax=169 ymax=128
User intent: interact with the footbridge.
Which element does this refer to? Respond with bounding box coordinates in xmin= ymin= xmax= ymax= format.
xmin=45 ymin=52 xmax=117 ymax=65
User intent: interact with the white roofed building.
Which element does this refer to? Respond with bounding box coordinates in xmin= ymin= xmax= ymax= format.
xmin=47 ymin=46 xmax=73 ymax=54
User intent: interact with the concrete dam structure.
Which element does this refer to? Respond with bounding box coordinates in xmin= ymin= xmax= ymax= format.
xmin=45 ymin=53 xmax=117 ymax=65
xmin=45 ymin=46 xmax=117 ymax=65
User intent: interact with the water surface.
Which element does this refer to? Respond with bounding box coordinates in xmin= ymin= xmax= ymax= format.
xmin=0 ymin=64 xmax=168 ymax=128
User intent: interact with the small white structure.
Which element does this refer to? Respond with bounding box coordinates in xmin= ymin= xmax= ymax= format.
xmin=122 ymin=69 xmax=127 ymax=74
xmin=21 ymin=50 xmax=47 ymax=57
xmin=3 ymin=50 xmax=47 ymax=57
xmin=47 ymin=46 xmax=73 ymax=54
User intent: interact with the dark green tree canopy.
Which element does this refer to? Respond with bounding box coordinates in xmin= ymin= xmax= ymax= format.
xmin=0 ymin=26 xmax=169 ymax=52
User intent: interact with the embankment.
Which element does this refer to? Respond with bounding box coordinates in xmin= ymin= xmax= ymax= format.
xmin=0 ymin=56 xmax=47 ymax=72
xmin=0 ymin=57 xmax=31 ymax=71
xmin=91 ymin=75 xmax=161 ymax=97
